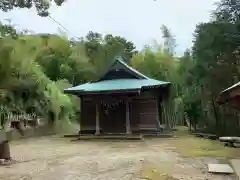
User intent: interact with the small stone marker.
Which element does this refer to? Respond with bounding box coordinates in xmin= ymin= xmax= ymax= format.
xmin=208 ymin=164 xmax=234 ymax=174
xmin=231 ymin=159 xmax=240 ymax=178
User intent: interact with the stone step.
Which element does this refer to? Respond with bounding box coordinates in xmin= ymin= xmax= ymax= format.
xmin=143 ymin=133 xmax=173 ymax=138
xmin=231 ymin=159 xmax=240 ymax=179
xmin=74 ymin=134 xmax=144 ymax=141
xmin=64 ymin=133 xmax=144 ymax=140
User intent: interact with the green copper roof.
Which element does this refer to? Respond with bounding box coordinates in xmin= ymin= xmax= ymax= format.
xmin=64 ymin=57 xmax=171 ymax=95
xmin=64 ymin=78 xmax=170 ymax=94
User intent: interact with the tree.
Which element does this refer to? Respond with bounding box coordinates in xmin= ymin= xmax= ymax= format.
xmin=83 ymin=31 xmax=137 ymax=77
xmin=0 ymin=0 xmax=239 ymax=138
xmin=214 ymin=0 xmax=240 ymax=23
xmin=178 ymin=0 xmax=240 ymax=135
xmin=0 ymin=0 xmax=65 ymax=16
xmin=160 ymin=25 xmax=176 ymax=56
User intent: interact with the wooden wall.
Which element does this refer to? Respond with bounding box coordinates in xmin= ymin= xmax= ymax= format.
xmin=99 ymin=102 xmax=126 ymax=133
xmin=81 ymin=98 xmax=96 ymax=134
xmin=80 ymin=90 xmax=162 ymax=134
xmin=130 ymin=90 xmax=160 ymax=134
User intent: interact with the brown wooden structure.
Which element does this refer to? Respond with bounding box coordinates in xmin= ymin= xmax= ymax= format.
xmin=64 ymin=57 xmax=171 ymax=135
xmin=218 ymin=81 xmax=240 ymax=109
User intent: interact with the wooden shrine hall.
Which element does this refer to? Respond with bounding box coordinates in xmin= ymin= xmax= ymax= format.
xmin=218 ymin=81 xmax=240 ymax=109
xmin=64 ymin=57 xmax=171 ymax=135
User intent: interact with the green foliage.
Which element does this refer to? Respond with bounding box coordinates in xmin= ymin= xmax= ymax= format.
xmin=160 ymin=25 xmax=176 ymax=56
xmin=84 ymin=31 xmax=137 ymax=77
xmin=0 ymin=22 xmax=141 ymax=129
xmin=131 ymin=30 xmax=182 ymax=126
xmin=0 ymin=0 xmax=65 ymax=16
xmin=0 ymin=0 xmax=239 ymax=136
xmin=0 ymin=25 xmax=77 ymax=128
xmin=179 ymin=0 xmax=240 ymax=135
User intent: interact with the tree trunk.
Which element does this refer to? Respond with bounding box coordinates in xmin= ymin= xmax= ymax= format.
xmin=0 ymin=140 xmax=11 ymax=160
xmin=189 ymin=118 xmax=192 ymax=132
xmin=14 ymin=121 xmax=24 ymax=136
xmin=211 ymin=94 xmax=220 ymax=136
xmin=194 ymin=122 xmax=197 ymax=132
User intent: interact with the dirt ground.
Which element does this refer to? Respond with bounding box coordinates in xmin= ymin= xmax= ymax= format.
xmin=0 ymin=136 xmax=238 ymax=180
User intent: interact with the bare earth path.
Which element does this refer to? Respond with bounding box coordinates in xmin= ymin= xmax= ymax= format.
xmin=0 ymin=136 xmax=237 ymax=180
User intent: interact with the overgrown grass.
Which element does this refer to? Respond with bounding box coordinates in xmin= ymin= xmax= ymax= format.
xmin=140 ymin=127 xmax=240 ymax=180
xmin=1 ymin=121 xmax=79 ymax=142
xmin=169 ymin=126 xmax=240 ymax=158
xmin=54 ymin=120 xmax=79 ymax=134
xmin=141 ymin=163 xmax=177 ymax=180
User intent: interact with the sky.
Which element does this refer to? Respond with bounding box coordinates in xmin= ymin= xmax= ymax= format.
xmin=0 ymin=0 xmax=217 ymax=55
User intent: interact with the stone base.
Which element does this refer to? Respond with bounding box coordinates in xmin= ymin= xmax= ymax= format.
xmin=75 ymin=134 xmax=144 ymax=141
xmin=0 ymin=140 xmax=11 ymax=160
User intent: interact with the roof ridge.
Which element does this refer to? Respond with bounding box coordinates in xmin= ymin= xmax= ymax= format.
xmin=115 ymin=56 xmax=150 ymax=79
xmin=220 ymin=81 xmax=240 ymax=94
xmin=93 ymin=78 xmax=150 ymax=82
xmin=95 ymin=56 xmax=152 ymax=82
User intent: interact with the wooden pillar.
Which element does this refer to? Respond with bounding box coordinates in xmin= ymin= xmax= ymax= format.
xmin=126 ymin=100 xmax=131 ymax=134
xmin=156 ymin=98 xmax=161 ymax=134
xmin=79 ymin=97 xmax=82 ymax=135
xmin=95 ymin=103 xmax=100 ymax=135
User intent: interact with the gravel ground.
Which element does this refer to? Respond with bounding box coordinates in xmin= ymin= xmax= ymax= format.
xmin=0 ymin=137 xmax=237 ymax=180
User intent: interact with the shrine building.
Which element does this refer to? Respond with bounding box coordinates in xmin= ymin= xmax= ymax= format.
xmin=64 ymin=57 xmax=171 ymax=135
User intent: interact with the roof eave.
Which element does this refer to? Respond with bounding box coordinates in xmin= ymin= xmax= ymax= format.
xmin=64 ymin=82 xmax=171 ymax=96
xmin=63 ymin=89 xmax=84 ymax=95
xmin=64 ymin=89 xmax=141 ymax=96
xmin=141 ymin=82 xmax=171 ymax=89
xmin=218 ymin=85 xmax=240 ymax=104
xmin=220 ymin=82 xmax=240 ymax=94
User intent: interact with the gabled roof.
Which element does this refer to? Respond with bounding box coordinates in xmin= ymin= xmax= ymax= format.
xmin=218 ymin=81 xmax=240 ymax=104
xmin=220 ymin=81 xmax=240 ymax=94
xmin=96 ymin=56 xmax=149 ymax=81
xmin=64 ymin=56 xmax=171 ymax=95
xmin=64 ymin=78 xmax=170 ymax=95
